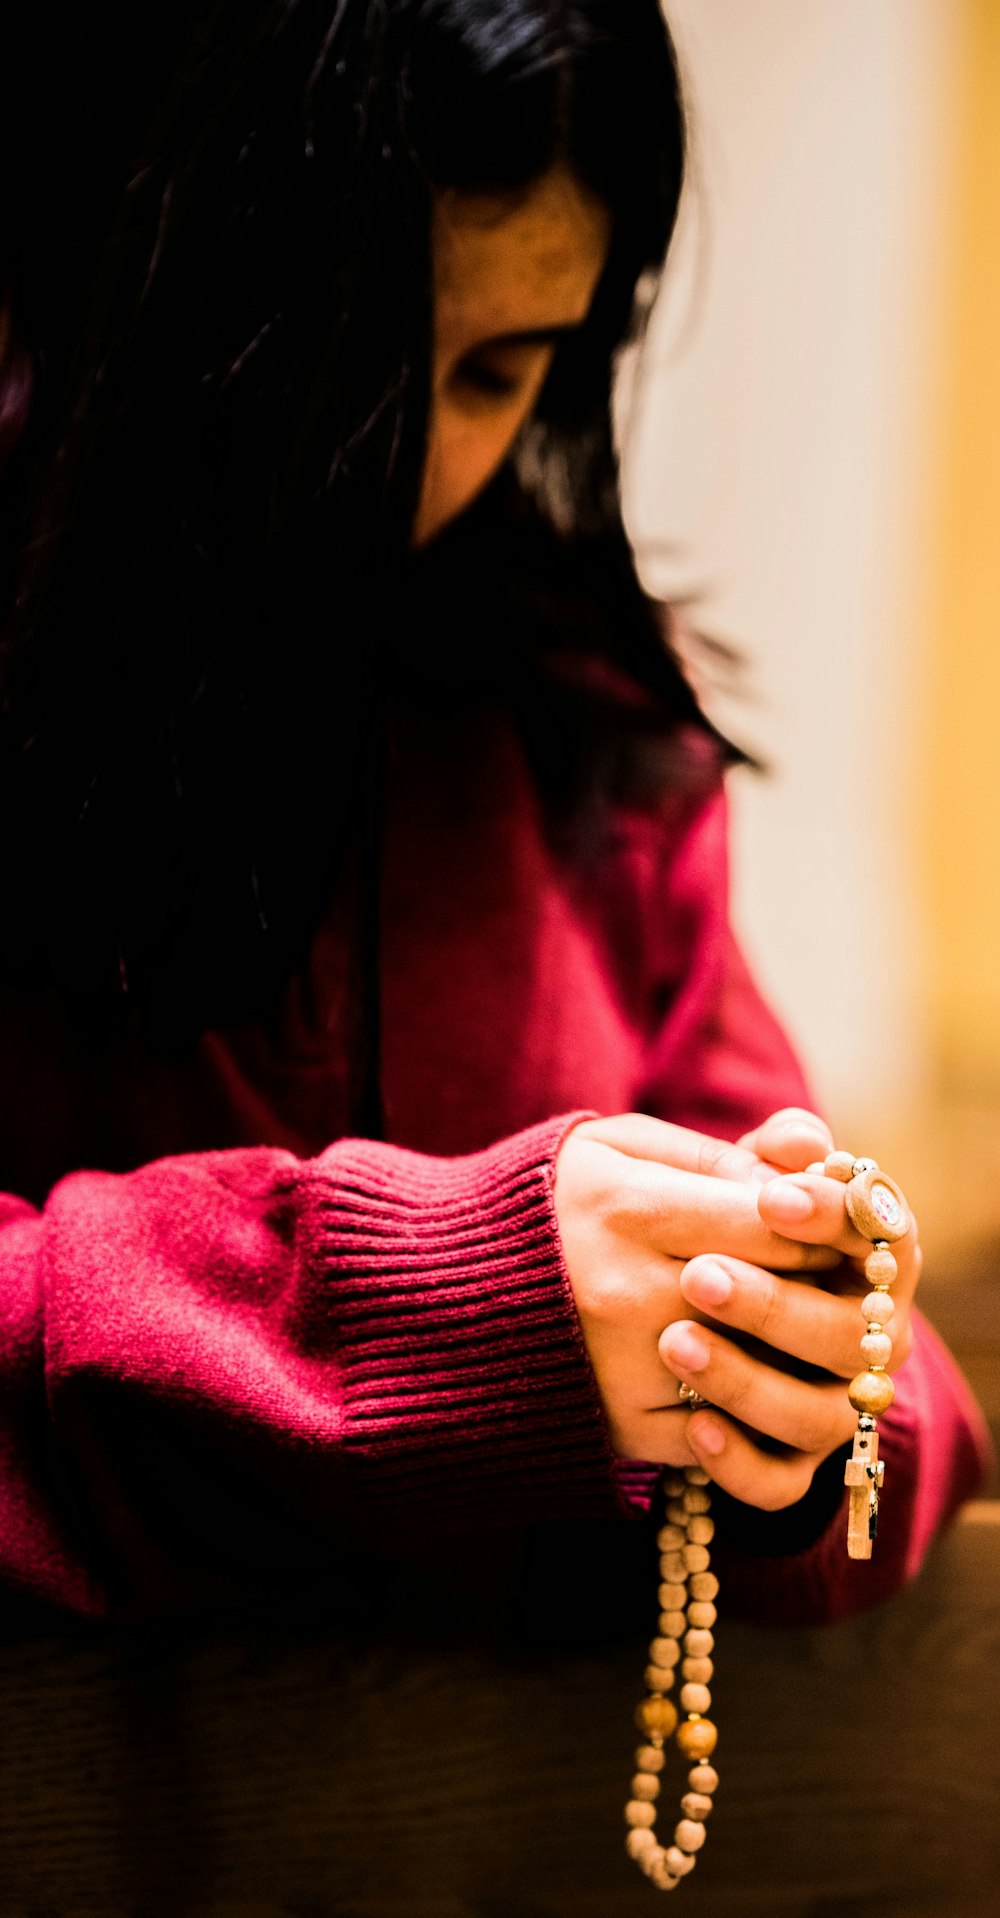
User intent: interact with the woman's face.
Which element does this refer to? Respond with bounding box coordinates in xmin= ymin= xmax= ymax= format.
xmin=412 ymin=167 xmax=612 ymax=548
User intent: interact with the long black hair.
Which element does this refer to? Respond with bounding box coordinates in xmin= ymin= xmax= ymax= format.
xmin=0 ymin=0 xmax=722 ymax=1089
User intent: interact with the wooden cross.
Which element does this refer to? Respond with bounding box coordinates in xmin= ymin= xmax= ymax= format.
xmin=844 ymin=1425 xmax=885 ymax=1560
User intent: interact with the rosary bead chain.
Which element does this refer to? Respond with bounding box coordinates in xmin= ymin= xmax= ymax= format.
xmin=823 ymin=1153 xmax=910 ymax=1558
xmin=627 ymin=1468 xmax=719 ymax=1891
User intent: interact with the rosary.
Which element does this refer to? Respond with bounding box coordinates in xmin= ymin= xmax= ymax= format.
xmin=624 ymin=1151 xmax=910 ymax=1892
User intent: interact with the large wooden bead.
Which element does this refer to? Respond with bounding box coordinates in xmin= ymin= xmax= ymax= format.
xmin=687 ymin=1515 xmax=715 ymax=1545
xmin=690 ymin=1572 xmax=720 ymax=1601
xmin=860 ymin=1330 xmax=893 ymax=1366
xmin=680 ymin=1682 xmax=712 ymax=1714
xmin=637 ymin=1695 xmax=678 ymax=1738
xmin=683 ymin=1544 xmax=711 ymax=1574
xmin=644 ymin=1664 xmax=676 ymax=1694
xmin=676 ymin=1717 xmax=718 ymax=1759
xmin=664 ymin=1846 xmax=696 ymax=1877
xmin=626 ymin=1800 xmax=656 ymax=1829
xmin=688 ymin=1763 xmax=719 ymax=1794
xmin=631 ymin=1772 xmax=661 ymax=1802
xmin=848 ymin=1369 xmax=895 ymax=1415
xmin=650 ymin=1636 xmax=681 ymax=1666
xmin=862 ymin=1289 xmax=895 ymax=1323
xmin=684 ymin=1628 xmax=714 ymax=1657
xmin=688 ymin=1601 xmax=717 ymax=1629
xmin=864 ymin=1246 xmax=899 ymax=1287
xmin=680 ymin=1791 xmax=714 ymax=1820
xmin=682 ymin=1656 xmax=714 ymax=1683
xmin=845 ymin=1170 xmax=909 ymax=1244
xmin=675 ymin=1818 xmax=707 ymax=1853
xmin=636 ymin=1744 xmax=666 ymax=1773
xmin=626 ymin=1827 xmax=657 ymax=1861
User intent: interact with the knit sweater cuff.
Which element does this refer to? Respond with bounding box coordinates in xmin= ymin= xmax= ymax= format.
xmin=300 ymin=1114 xmax=625 ymax=1537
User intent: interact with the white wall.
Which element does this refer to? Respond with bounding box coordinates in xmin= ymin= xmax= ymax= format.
xmin=623 ymin=0 xmax=960 ymax=1125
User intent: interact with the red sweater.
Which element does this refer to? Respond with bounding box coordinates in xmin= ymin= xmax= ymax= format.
xmin=0 ymin=696 xmax=990 ymax=1622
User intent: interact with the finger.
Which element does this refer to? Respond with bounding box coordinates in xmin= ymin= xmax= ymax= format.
xmin=683 ymin=1411 xmax=829 ymax=1513
xmin=657 ymin=1318 xmax=857 ymax=1455
xmin=757 ymin=1172 xmax=920 ymax=1272
xmin=581 ymin=1112 xmax=765 ymax=1185
xmin=623 ymin=1160 xmax=842 ymax=1272
xmin=738 ymin=1107 xmax=834 ymax=1172
xmin=677 ymin=1254 xmax=914 ymax=1376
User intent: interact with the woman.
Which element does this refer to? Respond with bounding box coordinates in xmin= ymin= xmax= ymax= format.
xmin=0 ymin=0 xmax=986 ymax=1637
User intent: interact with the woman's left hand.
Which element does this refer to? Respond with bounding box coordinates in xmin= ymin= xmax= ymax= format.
xmin=657 ymin=1107 xmax=922 ymax=1510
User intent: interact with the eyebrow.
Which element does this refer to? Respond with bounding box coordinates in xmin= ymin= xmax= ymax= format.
xmin=483 ymin=322 xmax=584 ymax=349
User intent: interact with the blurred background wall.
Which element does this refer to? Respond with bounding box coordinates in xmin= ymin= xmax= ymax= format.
xmin=625 ymin=0 xmax=1000 ymax=1281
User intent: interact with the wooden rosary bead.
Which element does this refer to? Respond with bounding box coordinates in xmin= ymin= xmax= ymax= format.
xmin=640 ymin=1844 xmax=668 ymax=1879
xmin=682 ymin=1486 xmax=712 ymax=1514
xmin=636 ymin=1696 xmax=678 ymax=1739
xmin=683 ymin=1544 xmax=711 ymax=1573
xmin=680 ymin=1791 xmax=714 ymax=1820
xmin=675 ymin=1819 xmax=707 ymax=1853
xmin=650 ymin=1636 xmax=681 ymax=1666
xmin=689 ymin=1572 xmax=719 ymax=1601
xmin=657 ymin=1524 xmax=685 ymax=1550
xmin=636 ymin=1745 xmax=666 ymax=1773
xmin=682 ymin=1656 xmax=714 ymax=1683
xmin=660 ymin=1609 xmax=687 ymax=1638
xmin=662 ymin=1473 xmax=686 ymax=1496
xmin=862 ymin=1289 xmax=895 ymax=1322
xmin=660 ymin=1550 xmax=687 ymax=1582
xmin=645 ymin=1664 xmax=676 ymax=1694
xmin=860 ymin=1330 xmax=893 ymax=1366
xmin=659 ymin=1582 xmax=687 ymax=1609
xmin=679 ymin=1683 xmax=712 ymax=1714
xmin=844 ymin=1170 xmax=909 ymax=1244
xmin=666 ymin=1500 xmax=689 ymax=1527
xmin=688 ymin=1764 xmax=719 ymax=1794
xmin=626 ymin=1827 xmax=657 ymax=1861
xmin=676 ymin=1717 xmax=718 ymax=1759
xmin=684 ymin=1628 xmax=714 ymax=1657
xmin=686 ymin=1515 xmax=715 ymax=1545
xmin=864 ymin=1245 xmax=899 ymax=1287
xmin=685 ymin=1465 xmax=711 ymax=1485
xmin=687 ymin=1601 xmax=717 ymax=1628
xmin=824 ymin=1150 xmax=856 ymax=1182
xmin=649 ymin=1858 xmax=681 ymax=1891
xmin=626 ymin=1800 xmax=657 ymax=1829
xmin=664 ymin=1846 xmax=696 ymax=1877
xmin=631 ymin=1772 xmax=661 ymax=1802
xmin=848 ymin=1369 xmax=895 ymax=1415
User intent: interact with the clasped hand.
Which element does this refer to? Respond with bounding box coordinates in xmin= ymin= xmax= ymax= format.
xmin=554 ymin=1108 xmax=920 ymax=1512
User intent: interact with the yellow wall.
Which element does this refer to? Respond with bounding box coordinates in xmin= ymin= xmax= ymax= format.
xmin=923 ymin=0 xmax=1000 ymax=1093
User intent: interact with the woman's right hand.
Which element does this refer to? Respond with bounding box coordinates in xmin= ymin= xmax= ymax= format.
xmin=553 ymin=1110 xmax=838 ymax=1464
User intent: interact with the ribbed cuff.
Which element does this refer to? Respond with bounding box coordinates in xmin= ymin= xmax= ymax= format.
xmin=300 ymin=1115 xmax=626 ymax=1536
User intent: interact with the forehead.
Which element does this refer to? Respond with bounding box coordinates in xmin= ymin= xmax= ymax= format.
xmin=432 ymin=168 xmax=612 ymax=351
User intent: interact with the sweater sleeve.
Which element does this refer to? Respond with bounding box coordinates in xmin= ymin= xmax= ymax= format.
xmin=616 ymin=775 xmax=994 ymax=1615
xmin=0 ymin=1115 xmax=624 ymax=1619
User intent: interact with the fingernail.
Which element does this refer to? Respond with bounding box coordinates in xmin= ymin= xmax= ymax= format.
xmin=682 ymin=1260 xmax=733 ymax=1308
xmin=763 ymin=1180 xmax=814 ymax=1223
xmin=661 ymin=1324 xmax=710 ymax=1372
xmin=689 ymin=1417 xmax=724 ymax=1456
